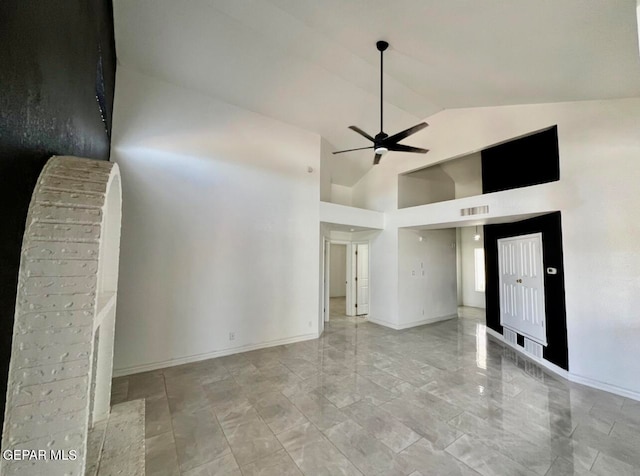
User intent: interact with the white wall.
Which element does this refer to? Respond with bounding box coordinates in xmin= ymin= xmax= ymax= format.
xmin=398 ymin=229 xmax=458 ymax=328
xmin=320 ymin=139 xmax=332 ymax=202
xmin=398 ymin=166 xmax=454 ymax=208
xmin=352 ymin=97 xmax=640 ymax=398
xmin=319 ymin=202 xmax=385 ymax=229
xmin=111 ymin=67 xmax=321 ymax=374
xmin=330 ymin=184 xmax=353 ymax=206
xmin=459 ymin=226 xmax=486 ymax=309
xmin=329 ymin=244 xmax=347 ymax=297
xmin=440 ymin=152 xmax=482 ymax=199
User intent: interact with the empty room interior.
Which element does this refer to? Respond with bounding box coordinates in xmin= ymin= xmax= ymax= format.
xmin=2 ymin=1 xmax=640 ymax=475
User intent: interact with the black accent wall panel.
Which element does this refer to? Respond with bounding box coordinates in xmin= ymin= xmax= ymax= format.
xmin=0 ymin=0 xmax=116 ymax=430
xmin=484 ymin=212 xmax=568 ymax=370
xmin=482 ymin=126 xmax=559 ymax=194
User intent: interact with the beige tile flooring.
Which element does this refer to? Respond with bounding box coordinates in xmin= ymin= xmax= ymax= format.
xmin=112 ymin=299 xmax=640 ymax=475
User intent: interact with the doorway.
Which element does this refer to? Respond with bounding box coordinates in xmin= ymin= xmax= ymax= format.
xmin=456 ymin=225 xmax=487 ymax=314
xmin=498 ymin=232 xmax=547 ymax=346
xmin=322 ymin=240 xmax=371 ymax=322
xmin=484 ymin=212 xmax=568 ymax=370
xmin=330 ymin=243 xmax=348 ymax=318
xmin=353 ymin=243 xmax=369 ymax=316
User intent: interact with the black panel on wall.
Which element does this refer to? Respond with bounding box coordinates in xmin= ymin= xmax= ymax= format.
xmin=484 ymin=212 xmax=568 ymax=370
xmin=0 ymin=0 xmax=116 ymax=430
xmin=482 ymin=126 xmax=559 ymax=194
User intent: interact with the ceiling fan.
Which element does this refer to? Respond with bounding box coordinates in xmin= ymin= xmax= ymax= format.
xmin=333 ymin=41 xmax=429 ymax=165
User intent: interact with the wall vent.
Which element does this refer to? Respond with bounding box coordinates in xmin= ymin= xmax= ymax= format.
xmin=524 ymin=338 xmax=543 ymax=359
xmin=503 ymin=328 xmax=517 ymax=345
xmin=460 ymin=205 xmax=489 ymax=216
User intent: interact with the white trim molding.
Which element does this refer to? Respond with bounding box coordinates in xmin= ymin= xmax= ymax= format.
xmin=113 ymin=332 xmax=319 ymax=377
xmin=1 ymin=156 xmax=123 ymax=476
xmin=368 ymin=314 xmax=457 ymax=331
xmin=486 ymin=328 xmax=640 ymax=402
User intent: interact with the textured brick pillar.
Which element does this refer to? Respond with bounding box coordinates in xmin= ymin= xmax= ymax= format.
xmin=1 ymin=156 xmax=122 ymax=476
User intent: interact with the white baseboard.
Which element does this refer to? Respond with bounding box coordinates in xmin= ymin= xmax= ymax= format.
xmin=113 ymin=332 xmax=319 ymax=377
xmin=368 ymin=314 xmax=457 ymax=330
xmin=569 ymin=373 xmax=640 ymax=402
xmin=486 ymin=328 xmax=640 ymax=402
xmin=396 ymin=314 xmax=458 ymax=330
xmin=366 ymin=316 xmax=399 ymax=329
xmin=486 ymin=328 xmax=569 ymax=378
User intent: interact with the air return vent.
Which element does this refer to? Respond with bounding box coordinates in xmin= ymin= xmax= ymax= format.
xmin=524 ymin=338 xmax=544 ymax=359
xmin=503 ymin=328 xmax=517 ymax=345
xmin=460 ymin=205 xmax=489 ymax=216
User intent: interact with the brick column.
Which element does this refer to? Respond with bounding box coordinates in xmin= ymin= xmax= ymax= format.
xmin=1 ymin=156 xmax=122 ymax=476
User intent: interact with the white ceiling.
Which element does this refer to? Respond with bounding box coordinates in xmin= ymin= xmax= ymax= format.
xmin=113 ymin=0 xmax=640 ymax=186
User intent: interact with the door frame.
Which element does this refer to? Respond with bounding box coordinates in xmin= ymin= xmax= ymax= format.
xmin=321 ymin=238 xmax=330 ymax=330
xmin=328 ymin=240 xmax=351 ymax=317
xmin=497 ymin=232 xmax=547 ymax=345
xmin=351 ymin=241 xmax=370 ymax=316
xmin=323 ymin=238 xmax=372 ymax=319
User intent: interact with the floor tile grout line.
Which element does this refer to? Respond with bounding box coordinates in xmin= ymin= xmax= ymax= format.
xmin=589 ymin=451 xmax=601 ymax=472
xmin=159 ymin=372 xmax=187 ymax=476
xmin=448 ymin=428 xmax=560 ymax=475
xmin=441 ymin=431 xmax=486 ymax=475
xmin=543 ymin=455 xmax=560 ymax=476
xmin=319 ymin=418 xmax=368 ymax=476
xmin=247 ymin=390 xmax=300 ymax=474
xmin=130 ymin=307 xmax=640 ymax=475
xmin=279 ymin=388 xmax=365 ymax=475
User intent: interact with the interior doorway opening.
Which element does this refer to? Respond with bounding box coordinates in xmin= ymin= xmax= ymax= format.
xmin=329 ymin=243 xmax=348 ymax=318
xmin=322 ymin=239 xmax=371 ymax=325
xmin=396 ymin=225 xmax=487 ymax=329
xmin=456 ymin=225 xmax=487 ymax=316
xmin=353 ymin=243 xmax=369 ymax=316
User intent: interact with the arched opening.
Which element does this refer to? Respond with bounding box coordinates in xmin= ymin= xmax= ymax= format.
xmin=1 ymin=156 xmax=124 ymax=475
xmin=90 ymin=172 xmax=122 ymax=425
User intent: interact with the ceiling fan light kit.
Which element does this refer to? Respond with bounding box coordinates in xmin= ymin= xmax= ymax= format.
xmin=333 ymin=40 xmax=429 ymax=165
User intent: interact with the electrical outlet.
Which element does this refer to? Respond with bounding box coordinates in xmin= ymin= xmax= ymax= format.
xmin=229 ymin=332 xmax=235 ymax=341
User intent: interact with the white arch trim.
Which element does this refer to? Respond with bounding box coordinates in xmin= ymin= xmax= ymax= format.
xmin=1 ymin=156 xmax=122 ymax=476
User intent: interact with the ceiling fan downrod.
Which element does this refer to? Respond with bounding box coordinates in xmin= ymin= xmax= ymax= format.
xmin=332 ymin=40 xmax=429 ymax=165
xmin=377 ymin=40 xmax=388 ymax=135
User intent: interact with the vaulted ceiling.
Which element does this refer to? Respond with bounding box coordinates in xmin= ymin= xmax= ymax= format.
xmin=113 ymin=0 xmax=640 ymax=185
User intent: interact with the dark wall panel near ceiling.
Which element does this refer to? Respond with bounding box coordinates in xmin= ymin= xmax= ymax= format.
xmin=0 ymin=0 xmax=116 ymax=430
xmin=482 ymin=126 xmax=559 ymax=194
xmin=484 ymin=212 xmax=568 ymax=370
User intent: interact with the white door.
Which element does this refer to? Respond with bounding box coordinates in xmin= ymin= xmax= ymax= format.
xmin=498 ymin=233 xmax=547 ymax=345
xmin=355 ymin=243 xmax=369 ymax=315
xmin=323 ymin=240 xmax=330 ymax=327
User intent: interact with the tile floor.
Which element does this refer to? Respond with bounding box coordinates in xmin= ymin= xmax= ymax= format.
xmin=112 ymin=299 xmax=640 ymax=475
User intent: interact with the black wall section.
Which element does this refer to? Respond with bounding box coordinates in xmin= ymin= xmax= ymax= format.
xmin=0 ymin=0 xmax=116 ymax=430
xmin=482 ymin=126 xmax=559 ymax=194
xmin=484 ymin=212 xmax=568 ymax=370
